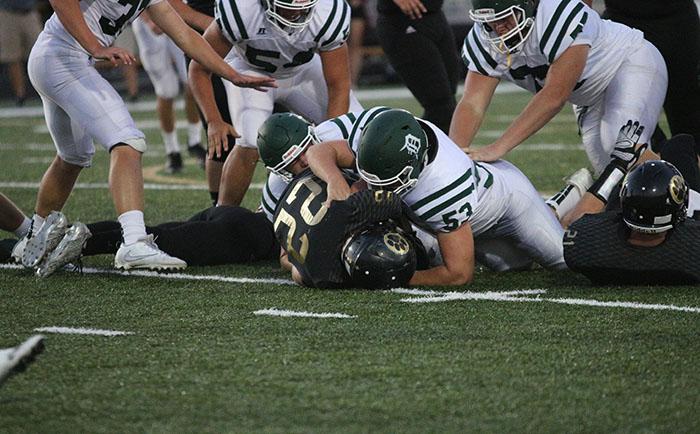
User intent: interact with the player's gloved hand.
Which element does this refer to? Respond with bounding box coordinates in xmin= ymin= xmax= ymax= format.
xmin=610 ymin=120 xmax=647 ymax=170
xmin=206 ymin=119 xmax=239 ymax=159
xmin=227 ymin=71 xmax=277 ymax=92
xmin=91 ymin=46 xmax=136 ymax=66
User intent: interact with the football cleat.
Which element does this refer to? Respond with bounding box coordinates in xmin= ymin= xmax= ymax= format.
xmin=11 ymin=235 xmax=28 ymax=265
xmin=187 ymin=144 xmax=207 ymax=169
xmin=564 ymin=168 xmax=594 ymax=195
xmin=36 ymin=222 xmax=92 ymax=278
xmin=22 ymin=211 xmax=68 ymax=268
xmin=0 ymin=335 xmax=45 ymax=387
xmin=166 ymin=152 xmax=183 ymax=174
xmin=114 ymin=234 xmax=187 ymax=271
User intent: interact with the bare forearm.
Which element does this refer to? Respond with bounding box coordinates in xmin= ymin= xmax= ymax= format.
xmin=188 ymin=62 xmax=222 ymax=123
xmin=49 ymin=0 xmax=103 ymax=55
xmin=326 ymin=83 xmax=350 ymax=119
xmin=167 ymin=0 xmax=212 ymax=32
xmin=307 ymin=148 xmax=347 ymax=186
xmin=449 ymin=100 xmax=485 ymax=148
xmin=409 ymin=265 xmax=472 ymax=286
xmin=494 ymin=89 xmax=566 ymax=151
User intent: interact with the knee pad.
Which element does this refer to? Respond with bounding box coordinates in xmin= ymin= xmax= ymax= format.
xmin=57 ymin=151 xmax=93 ymax=168
xmin=109 ymin=137 xmax=147 ymax=154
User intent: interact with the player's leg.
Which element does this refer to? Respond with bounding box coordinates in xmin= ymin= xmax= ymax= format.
xmin=217 ymin=74 xmax=275 ymax=206
xmin=599 ymin=40 xmax=667 ymax=162
xmin=574 ymin=102 xmax=608 ymax=175
xmin=205 ymin=74 xmax=234 ymax=205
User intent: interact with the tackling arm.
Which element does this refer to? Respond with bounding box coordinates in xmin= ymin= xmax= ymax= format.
xmin=306 ymin=140 xmax=356 ymax=203
xmin=409 ymin=223 xmax=474 ymax=286
xmin=320 ymin=47 xmax=352 ymax=119
xmin=167 ymin=0 xmax=213 ymax=32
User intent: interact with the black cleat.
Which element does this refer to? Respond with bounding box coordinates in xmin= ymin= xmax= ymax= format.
xmin=187 ymin=144 xmax=207 ymax=169
xmin=166 ymin=152 xmax=183 ymax=174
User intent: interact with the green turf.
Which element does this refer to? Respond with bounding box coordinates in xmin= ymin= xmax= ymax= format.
xmin=1 ymin=89 xmax=699 ymax=433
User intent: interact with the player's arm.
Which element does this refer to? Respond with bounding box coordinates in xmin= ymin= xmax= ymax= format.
xmin=148 ymin=1 xmax=276 ymax=90
xmin=48 ymin=0 xmax=136 ymax=65
xmin=469 ymin=44 xmax=589 ymax=162
xmin=306 ymin=140 xmax=356 ymax=203
xmin=449 ymin=71 xmax=499 ymax=149
xmin=167 ymin=0 xmax=213 ymax=32
xmin=320 ymin=46 xmax=352 ymax=119
xmin=279 ymin=248 xmax=293 ymax=271
xmin=186 ymin=21 xmax=239 ymax=158
xmin=409 ymin=223 xmax=474 ymax=286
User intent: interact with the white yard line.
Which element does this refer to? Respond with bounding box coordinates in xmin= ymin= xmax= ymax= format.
xmin=0 ymin=181 xmax=264 ymax=191
xmin=253 ymin=308 xmax=356 ymax=318
xmin=0 ymin=263 xmax=294 ymax=285
xmin=34 ymin=326 xmax=134 ymax=336
xmin=0 ymin=83 xmax=526 ymax=119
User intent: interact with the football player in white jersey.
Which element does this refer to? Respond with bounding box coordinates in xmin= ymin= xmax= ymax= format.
xmin=287 ymin=107 xmax=567 ymax=286
xmin=132 ymin=13 xmax=206 ymax=173
xmin=25 ymin=0 xmax=275 ymax=271
xmin=189 ymin=0 xmax=362 ymax=207
xmin=450 ymin=0 xmax=667 ymax=174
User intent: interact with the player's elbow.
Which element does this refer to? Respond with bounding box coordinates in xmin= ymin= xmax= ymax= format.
xmin=446 ymin=267 xmax=473 ymax=286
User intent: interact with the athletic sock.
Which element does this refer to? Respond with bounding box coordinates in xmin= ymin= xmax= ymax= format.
xmin=118 ymin=210 xmax=147 ymax=246
xmin=14 ymin=216 xmax=31 ymax=238
xmin=187 ymin=122 xmax=202 ymax=147
xmin=546 ymin=184 xmax=582 ymax=219
xmin=162 ymin=130 xmax=180 ymax=155
xmin=30 ymin=214 xmax=45 ymax=238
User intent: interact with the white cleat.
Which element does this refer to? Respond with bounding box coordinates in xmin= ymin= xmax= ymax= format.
xmin=22 ymin=211 xmax=69 ymax=268
xmin=36 ymin=222 xmax=92 ymax=278
xmin=114 ymin=234 xmax=187 ymax=271
xmin=565 ymin=168 xmax=594 ymax=195
xmin=0 ymin=335 xmax=45 ymax=387
xmin=11 ymin=235 xmax=28 ymax=265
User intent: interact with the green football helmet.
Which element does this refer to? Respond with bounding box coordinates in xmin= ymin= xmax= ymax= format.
xmin=356 ymin=110 xmax=428 ymax=196
xmin=262 ymin=0 xmax=318 ymax=32
xmin=470 ymin=0 xmax=536 ymax=54
xmin=257 ymin=113 xmax=318 ymax=181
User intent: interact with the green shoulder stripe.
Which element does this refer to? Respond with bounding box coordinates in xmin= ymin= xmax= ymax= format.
xmin=227 ymin=0 xmax=248 ymax=40
xmin=346 ymin=112 xmax=356 ymax=122
xmin=419 ymin=182 xmax=476 ymax=221
xmin=539 ymin=0 xmax=572 ymax=54
xmin=471 ymin=30 xmax=497 ymax=69
xmin=215 ymin=5 xmax=236 ymax=42
xmin=547 ymin=2 xmax=584 ymax=63
xmin=464 ymin=33 xmax=488 ymax=76
xmin=347 ymin=107 xmax=390 ymax=146
xmin=331 ymin=118 xmax=349 ymax=139
xmin=410 ymin=169 xmax=472 ymax=212
xmin=322 ymin=0 xmax=350 ymax=46
xmin=314 ymin=0 xmax=340 ymax=43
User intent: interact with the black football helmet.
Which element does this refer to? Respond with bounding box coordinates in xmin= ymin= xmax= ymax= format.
xmin=342 ymin=223 xmax=417 ymax=289
xmin=620 ymin=160 xmax=689 ymax=234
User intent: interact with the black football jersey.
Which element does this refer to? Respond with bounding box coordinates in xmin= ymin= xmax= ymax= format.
xmin=186 ymin=0 xmax=215 ymax=18
xmin=273 ymin=170 xmax=406 ymax=288
xmin=564 ymin=211 xmax=700 ymax=285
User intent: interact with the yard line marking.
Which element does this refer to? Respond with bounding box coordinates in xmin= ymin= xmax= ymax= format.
xmin=0 ymin=263 xmax=294 ymax=285
xmin=543 ymin=297 xmax=700 ymax=313
xmin=400 ymin=289 xmax=700 ymax=314
xmin=390 ymin=288 xmax=444 ymax=296
xmin=401 ymin=290 xmax=546 ymax=303
xmin=0 ymin=83 xmax=527 ymax=119
xmin=34 ymin=326 xmax=134 ymax=336
xmin=0 ymin=181 xmax=264 ymax=191
xmin=253 ymin=308 xmax=356 ymax=318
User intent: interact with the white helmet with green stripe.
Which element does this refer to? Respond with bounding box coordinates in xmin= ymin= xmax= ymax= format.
xmin=470 ymin=0 xmax=536 ymax=54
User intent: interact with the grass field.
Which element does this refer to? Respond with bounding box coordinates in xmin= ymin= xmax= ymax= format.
xmin=1 ymin=86 xmax=699 ymax=433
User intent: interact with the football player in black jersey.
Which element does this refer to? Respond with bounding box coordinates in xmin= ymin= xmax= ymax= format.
xmin=561 ymin=131 xmax=700 ymax=285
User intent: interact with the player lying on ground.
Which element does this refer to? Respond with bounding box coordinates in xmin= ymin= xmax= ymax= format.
xmin=1 ymin=202 xmax=279 ymax=277
xmin=258 ymin=108 xmax=568 ymax=287
xmin=559 ymin=134 xmax=700 ymax=285
xmin=24 ymin=0 xmax=275 ymax=273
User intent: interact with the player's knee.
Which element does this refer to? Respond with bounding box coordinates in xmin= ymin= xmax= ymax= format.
xmin=155 ymin=81 xmax=179 ymax=100
xmin=57 ymin=151 xmax=93 ymax=168
xmin=109 ymin=138 xmax=147 ymax=154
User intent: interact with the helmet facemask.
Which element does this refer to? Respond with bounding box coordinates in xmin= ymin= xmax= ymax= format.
xmin=268 ymin=125 xmax=319 ymax=182
xmin=470 ymin=4 xmax=534 ymax=54
xmin=356 ymin=155 xmax=425 ymax=196
xmin=263 ymin=0 xmax=318 ymax=33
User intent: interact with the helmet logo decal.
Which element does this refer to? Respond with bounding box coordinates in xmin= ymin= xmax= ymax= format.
xmin=383 ymin=232 xmax=410 ymax=255
xmin=669 ymin=175 xmax=686 ymax=205
xmin=400 ymin=134 xmax=421 ymax=157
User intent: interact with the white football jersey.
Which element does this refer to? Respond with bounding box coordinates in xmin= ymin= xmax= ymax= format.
xmin=462 ymin=0 xmax=645 ymax=106
xmin=261 ymin=173 xmax=288 ymax=222
xmin=42 ymin=0 xmax=163 ymax=53
xmin=215 ymin=0 xmax=350 ymax=79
